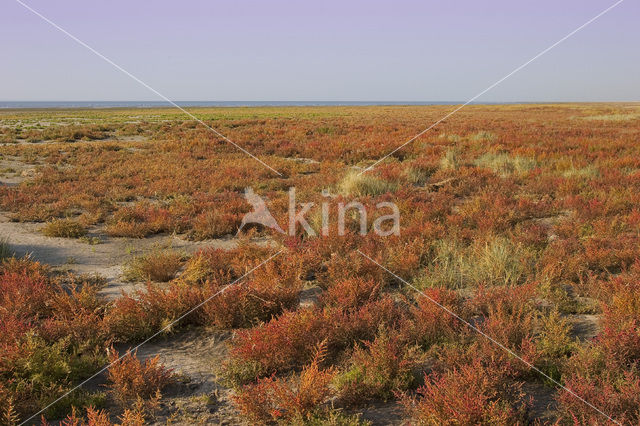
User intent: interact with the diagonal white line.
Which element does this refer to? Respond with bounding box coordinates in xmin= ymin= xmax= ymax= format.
xmin=14 ymin=0 xmax=282 ymax=176
xmin=359 ymin=0 xmax=626 ymax=175
xmin=18 ymin=249 xmax=284 ymax=425
xmin=356 ymin=249 xmax=620 ymax=425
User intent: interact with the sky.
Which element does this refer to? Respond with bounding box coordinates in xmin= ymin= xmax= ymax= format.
xmin=1 ymin=0 xmax=638 ymax=102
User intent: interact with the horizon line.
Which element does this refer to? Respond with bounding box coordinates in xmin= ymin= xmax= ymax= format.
xmin=1 ymin=99 xmax=638 ymax=109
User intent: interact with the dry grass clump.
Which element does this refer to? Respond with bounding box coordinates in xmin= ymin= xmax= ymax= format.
xmin=439 ymin=148 xmax=460 ymax=170
xmin=417 ymin=237 xmax=533 ymax=289
xmin=470 ymin=130 xmax=496 ymax=141
xmin=438 ymin=132 xmax=461 ymax=142
xmin=474 ymin=152 xmax=537 ymax=176
xmin=404 ymin=162 xmax=438 ymax=186
xmin=0 ymin=238 xmax=11 ymax=260
xmin=581 ymin=113 xmax=639 ymax=121
xmin=41 ymin=219 xmax=87 ymax=238
xmin=338 ymin=171 xmax=397 ymax=197
xmin=124 ymin=250 xmax=185 ymax=282
xmin=561 ymin=164 xmax=599 ymax=178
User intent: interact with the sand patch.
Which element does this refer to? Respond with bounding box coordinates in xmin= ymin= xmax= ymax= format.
xmin=0 ymin=214 xmax=270 ymax=299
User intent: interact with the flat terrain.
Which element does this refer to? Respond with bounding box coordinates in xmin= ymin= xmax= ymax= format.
xmin=1 ymin=104 xmax=639 ymax=425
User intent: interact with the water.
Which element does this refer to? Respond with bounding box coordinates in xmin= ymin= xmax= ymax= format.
xmin=0 ymin=101 xmax=469 ymax=109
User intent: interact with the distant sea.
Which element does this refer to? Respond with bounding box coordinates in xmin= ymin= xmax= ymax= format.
xmin=0 ymin=101 xmax=468 ymax=109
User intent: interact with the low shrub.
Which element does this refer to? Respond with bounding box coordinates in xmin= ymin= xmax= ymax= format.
xmin=402 ymin=288 xmax=466 ymax=349
xmin=108 ymin=257 xmax=301 ymax=341
xmin=190 ymin=208 xmax=242 ymax=239
xmin=104 ymin=283 xmax=192 ymax=342
xmin=401 ymin=361 xmax=529 ymax=425
xmin=179 ymin=244 xmax=274 ymax=285
xmin=105 ymin=203 xmax=183 ymax=238
xmin=60 ymin=404 xmax=147 ymax=425
xmin=318 ymin=278 xmax=381 ymax=310
xmin=317 ymin=249 xmax=386 ymax=288
xmin=5 ymin=333 xmax=107 ymax=419
xmin=532 ymin=310 xmax=577 ymax=383
xmin=233 ymin=344 xmax=336 ymax=424
xmin=0 ymin=258 xmax=110 ymax=421
xmin=336 ymin=330 xmax=424 ymax=405
xmin=106 ymin=349 xmax=173 ymax=406
xmin=195 ymin=259 xmax=302 ymax=329
xmin=41 ymin=219 xmax=87 ymax=238
xmin=224 ymin=309 xmax=332 ymax=385
xmin=536 ymin=311 xmax=576 ymax=360
xmin=223 ymin=297 xmax=404 ymax=386
xmin=556 ymin=367 xmax=640 ymax=425
xmin=123 ymin=250 xmax=185 ymax=282
xmin=596 ymin=270 xmax=640 ymax=367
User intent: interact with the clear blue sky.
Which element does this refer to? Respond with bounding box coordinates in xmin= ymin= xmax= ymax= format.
xmin=1 ymin=0 xmax=638 ymax=102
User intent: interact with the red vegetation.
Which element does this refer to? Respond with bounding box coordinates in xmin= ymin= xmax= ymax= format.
xmin=233 ymin=344 xmax=335 ymax=424
xmin=401 ymin=361 xmax=530 ymax=425
xmin=106 ymin=349 xmax=173 ymax=405
xmin=1 ymin=105 xmax=640 ymax=422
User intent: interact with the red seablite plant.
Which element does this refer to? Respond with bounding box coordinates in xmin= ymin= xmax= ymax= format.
xmin=105 ymin=251 xmax=302 ymax=341
xmin=317 ymin=277 xmax=381 ymax=310
xmin=59 ymin=405 xmax=146 ymax=426
xmin=0 ymin=258 xmax=109 ymax=420
xmin=0 ymin=259 xmax=52 ymax=322
xmin=555 ymin=265 xmax=640 ymax=424
xmin=556 ymin=369 xmax=640 ymax=425
xmin=336 ymin=329 xmax=423 ymax=406
xmin=106 ymin=348 xmax=173 ymax=405
xmin=400 ymin=360 xmax=530 ymax=425
xmin=402 ymin=288 xmax=466 ymax=349
xmin=233 ymin=343 xmax=336 ymax=424
xmin=60 ymin=406 xmax=114 ymax=426
xmin=595 ymin=269 xmax=640 ymax=366
xmin=225 ymin=296 xmax=403 ymax=384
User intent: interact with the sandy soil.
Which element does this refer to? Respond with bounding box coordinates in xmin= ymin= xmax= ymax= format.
xmin=355 ymin=402 xmax=406 ymax=425
xmin=0 ymin=156 xmax=40 ymax=186
xmin=568 ymin=314 xmax=601 ymax=341
xmin=124 ymin=329 xmax=243 ymax=425
xmin=0 ymin=214 xmax=267 ymax=299
xmin=522 ymin=382 xmax=558 ymax=423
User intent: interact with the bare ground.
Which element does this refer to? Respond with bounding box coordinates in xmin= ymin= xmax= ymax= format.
xmin=568 ymin=314 xmax=601 ymax=341
xmin=0 ymin=156 xmax=40 ymax=186
xmin=125 ymin=329 xmax=243 ymax=425
xmin=0 ymin=214 xmax=268 ymax=299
